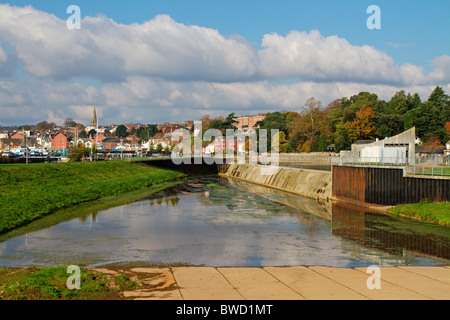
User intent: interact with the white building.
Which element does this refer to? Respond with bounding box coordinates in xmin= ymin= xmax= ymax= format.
xmin=338 ymin=127 xmax=416 ymax=165
xmin=445 ymin=140 xmax=450 ymax=156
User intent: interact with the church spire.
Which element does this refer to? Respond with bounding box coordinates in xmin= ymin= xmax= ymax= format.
xmin=91 ymin=106 xmax=98 ymax=128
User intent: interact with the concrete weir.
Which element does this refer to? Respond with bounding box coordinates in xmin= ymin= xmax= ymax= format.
xmin=220 ymin=163 xmax=332 ymax=201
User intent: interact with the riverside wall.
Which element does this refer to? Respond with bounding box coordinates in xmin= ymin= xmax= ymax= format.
xmin=219 ymin=163 xmax=332 ymax=201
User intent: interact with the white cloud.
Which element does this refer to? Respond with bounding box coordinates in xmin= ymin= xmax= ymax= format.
xmin=1 ymin=76 xmax=449 ymax=126
xmin=258 ymin=30 xmax=432 ymax=86
xmin=0 ymin=5 xmax=257 ymax=82
xmin=428 ymin=55 xmax=450 ymax=84
xmin=2 ymin=4 xmax=446 ymax=86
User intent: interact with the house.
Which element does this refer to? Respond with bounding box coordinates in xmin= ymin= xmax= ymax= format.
xmin=150 ymin=133 xmax=174 ymax=146
xmin=327 ymin=144 xmax=335 ymax=152
xmin=36 ymin=136 xmax=53 ymax=150
xmin=445 ymin=140 xmax=450 ymax=156
xmin=415 ymin=145 xmax=445 ymax=155
xmin=100 ymin=137 xmax=121 ymax=151
xmin=183 ymin=121 xmax=194 ymax=129
xmin=157 ymin=123 xmax=182 ymax=134
xmin=52 ymin=132 xmax=69 ymax=151
xmin=235 ymin=113 xmax=267 ymax=132
xmin=125 ymin=135 xmax=139 ymax=145
xmin=0 ymin=138 xmax=22 ymax=150
xmin=95 ymin=132 xmax=107 ymax=142
xmin=10 ymin=132 xmax=24 ymax=140
xmin=70 ymin=138 xmax=93 ymax=150
xmin=0 ymin=132 xmax=9 ymax=139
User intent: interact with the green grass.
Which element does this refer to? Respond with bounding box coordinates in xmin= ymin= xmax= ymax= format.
xmin=0 ymin=267 xmax=140 ymax=300
xmin=388 ymin=202 xmax=450 ymax=227
xmin=0 ymin=160 xmax=187 ymax=234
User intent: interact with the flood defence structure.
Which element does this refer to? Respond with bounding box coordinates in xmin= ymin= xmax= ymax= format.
xmin=141 ymin=154 xmax=449 ymax=207
xmin=332 ymin=165 xmax=450 ymax=206
xmin=219 ymin=163 xmax=332 ymax=201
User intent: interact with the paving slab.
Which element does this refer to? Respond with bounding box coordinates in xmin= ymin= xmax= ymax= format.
xmin=354 ymin=267 xmax=450 ymax=300
xmin=264 ymin=266 xmax=367 ymax=300
xmin=217 ymin=267 xmax=305 ymax=300
xmin=93 ymin=266 xmax=450 ymax=300
xmin=310 ymin=266 xmax=429 ymax=300
xmin=395 ymin=266 xmax=450 ymax=285
xmin=172 ymin=267 xmax=243 ymax=300
xmin=122 ymin=267 xmax=183 ymax=300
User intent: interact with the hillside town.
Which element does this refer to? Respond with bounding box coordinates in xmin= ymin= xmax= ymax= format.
xmin=0 ymin=106 xmax=268 ymax=161
xmin=1 ymin=87 xmax=450 ymax=163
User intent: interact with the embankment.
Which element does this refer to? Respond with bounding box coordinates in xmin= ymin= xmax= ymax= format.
xmin=220 ymin=163 xmax=332 ymax=201
xmin=0 ymin=161 xmax=187 ymax=234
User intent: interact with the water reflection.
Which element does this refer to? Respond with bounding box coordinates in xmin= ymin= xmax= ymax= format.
xmin=0 ymin=176 xmax=448 ymax=268
xmin=332 ymin=202 xmax=449 ymax=261
xmin=222 ymin=177 xmax=449 ymax=262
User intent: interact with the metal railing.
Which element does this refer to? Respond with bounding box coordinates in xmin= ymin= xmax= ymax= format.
xmin=405 ymin=164 xmax=450 ymax=177
xmin=332 ymin=157 xmax=407 ymax=166
xmin=332 ymin=156 xmax=450 ymax=177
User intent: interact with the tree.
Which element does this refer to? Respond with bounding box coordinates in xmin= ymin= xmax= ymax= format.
xmin=411 ymin=86 xmax=449 ymax=142
xmin=344 ymin=106 xmax=379 ymax=141
xmin=156 ymin=143 xmax=163 ymax=153
xmin=88 ymin=129 xmax=97 ymax=137
xmin=318 ymin=133 xmax=329 ymax=152
xmin=206 ymin=113 xmax=238 ymax=134
xmin=79 ymin=130 xmax=88 ymax=138
xmin=19 ymin=125 xmax=32 ymax=131
xmin=34 ymin=121 xmax=56 ymax=132
xmin=115 ymin=125 xmax=128 ymax=138
xmin=68 ymin=143 xmax=88 ymax=162
xmin=90 ymin=143 xmax=98 ymax=157
xmin=376 ymin=113 xmax=403 ymax=138
xmin=303 ymin=97 xmax=322 ymax=131
xmin=64 ymin=118 xmax=77 ymax=128
xmin=423 ymin=136 xmax=444 ymax=154
xmin=256 ymin=112 xmax=288 ymax=152
xmin=387 ymin=90 xmax=410 ymax=115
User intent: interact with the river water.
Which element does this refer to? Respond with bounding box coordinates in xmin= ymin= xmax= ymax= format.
xmin=0 ymin=176 xmax=448 ymax=268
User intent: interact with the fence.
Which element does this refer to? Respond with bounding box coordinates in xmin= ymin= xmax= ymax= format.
xmin=405 ymin=165 xmax=450 ymax=177
xmin=333 ymin=155 xmax=450 ymax=177
xmin=332 ymin=156 xmax=407 ymax=166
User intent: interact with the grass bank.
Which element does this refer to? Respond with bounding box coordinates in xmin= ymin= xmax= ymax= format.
xmin=0 ymin=266 xmax=139 ymax=300
xmin=0 ymin=160 xmax=187 ymax=234
xmin=388 ymin=202 xmax=450 ymax=227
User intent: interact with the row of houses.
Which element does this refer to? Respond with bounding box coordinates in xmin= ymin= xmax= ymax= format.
xmin=0 ymin=110 xmax=268 ymax=154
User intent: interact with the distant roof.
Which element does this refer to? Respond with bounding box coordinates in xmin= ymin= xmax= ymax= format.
xmin=353 ymin=139 xmax=375 ymax=145
xmin=101 ymin=137 xmax=121 ymax=143
xmin=415 ymin=145 xmax=445 ymax=154
xmin=353 ymin=140 xmax=375 ymax=144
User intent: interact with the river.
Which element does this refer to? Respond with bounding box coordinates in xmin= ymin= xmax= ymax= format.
xmin=0 ymin=175 xmax=448 ymax=268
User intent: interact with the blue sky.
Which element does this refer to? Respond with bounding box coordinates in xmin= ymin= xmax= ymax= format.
xmin=13 ymin=0 xmax=449 ymax=70
xmin=0 ymin=0 xmax=449 ymax=125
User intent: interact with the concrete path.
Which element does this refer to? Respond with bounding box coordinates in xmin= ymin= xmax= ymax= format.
xmin=95 ymin=265 xmax=450 ymax=300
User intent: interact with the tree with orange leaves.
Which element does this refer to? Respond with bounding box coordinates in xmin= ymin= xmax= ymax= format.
xmin=445 ymin=122 xmax=450 ymax=135
xmin=344 ymin=106 xmax=379 ymax=142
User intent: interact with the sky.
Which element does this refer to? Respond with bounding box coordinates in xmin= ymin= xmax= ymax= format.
xmin=0 ymin=0 xmax=449 ymax=126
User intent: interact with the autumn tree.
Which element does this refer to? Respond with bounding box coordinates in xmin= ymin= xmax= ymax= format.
xmin=344 ymin=106 xmax=379 ymax=142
